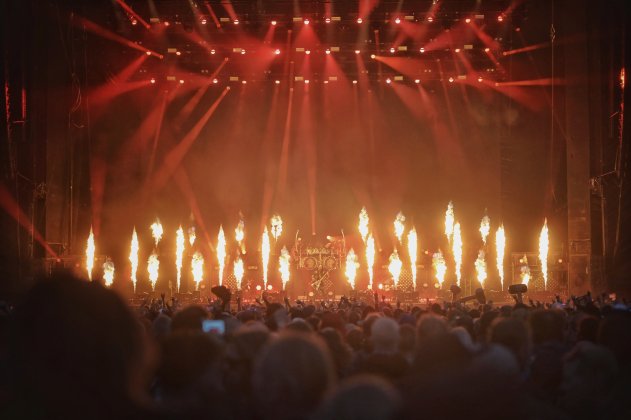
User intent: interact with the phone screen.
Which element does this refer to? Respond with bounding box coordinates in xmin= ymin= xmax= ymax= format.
xmin=202 ymin=319 xmax=225 ymax=335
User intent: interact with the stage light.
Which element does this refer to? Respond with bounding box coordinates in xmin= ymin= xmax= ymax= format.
xmin=386 ymin=78 xmax=392 ymax=84
xmin=164 ymin=21 xmax=170 ymax=26
xmin=150 ymin=78 xmax=155 ymax=84
xmin=370 ymin=54 xmax=376 ymax=59
xmin=131 ymin=19 xmax=137 ymax=26
xmin=304 ymin=79 xmax=309 ymax=84
xmin=395 ymin=17 xmax=401 ymax=24
xmin=241 ymin=49 xmax=246 ymax=55
xmin=415 ymin=79 xmax=420 ymax=84
xmin=213 ymin=78 xmax=218 ymax=84
xmin=146 ymin=51 xmax=151 ymax=56
xmin=455 ymin=48 xmax=460 ymax=53
xmin=176 ymin=51 xmax=181 ymax=56
xmin=355 ymin=50 xmax=360 ymax=54
xmin=484 ymin=47 xmax=490 ymax=52
xmin=271 ymin=20 xmax=277 ymax=26
xmin=448 ymin=77 xmax=454 ymax=83
xmin=267 ymin=285 xmax=273 ymax=290
xmin=465 ymin=18 xmax=471 ymax=23
xmin=305 ymin=50 xmax=311 ymax=55
xmin=420 ymin=47 xmax=425 ymax=53
xmin=378 ymin=283 xmax=383 ymax=290
xmin=390 ymin=47 xmax=395 ymax=53
xmin=256 ymin=285 xmax=261 ymax=291
xmin=234 ymin=19 xmax=239 ymax=25
xmin=352 ymin=80 xmax=357 ymax=84
xmin=325 ymin=49 xmax=331 ymax=54
xmin=201 ymin=18 xmax=207 ymax=25
xmin=210 ymin=49 xmax=216 ymax=54
xmin=478 ymin=76 xmax=483 ymax=82
xmin=242 ymin=80 xmax=247 ymax=84
xmin=275 ymin=80 xmax=280 ymax=84
xmin=498 ymin=15 xmax=504 ymax=22
xmin=357 ymin=18 xmax=363 ymax=24
xmin=275 ymin=49 xmax=281 ymax=55
xmin=325 ymin=17 xmax=331 ymax=23
xmin=427 ymin=16 xmax=433 ymax=22
xmin=324 ymin=80 xmax=329 ymax=84
xmin=179 ymin=79 xmax=184 ymax=84
xmin=304 ymin=19 xmax=310 ymax=25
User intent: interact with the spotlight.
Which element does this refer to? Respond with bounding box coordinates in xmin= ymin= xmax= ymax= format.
xmin=352 ymin=80 xmax=357 ymax=84
xmin=275 ymin=80 xmax=280 ymax=84
xmin=355 ymin=50 xmax=360 ymax=54
xmin=267 ymin=285 xmax=273 ymax=290
xmin=390 ymin=47 xmax=395 ymax=53
xmin=213 ymin=78 xmax=218 ymax=84
xmin=146 ymin=51 xmax=151 ymax=56
xmin=455 ymin=48 xmax=461 ymax=53
xmin=395 ymin=17 xmax=401 ymax=24
xmin=271 ymin=20 xmax=277 ymax=26
xmin=164 ymin=21 xmax=170 ymax=26
xmin=478 ymin=76 xmax=483 ymax=82
xmin=305 ymin=50 xmax=311 ymax=55
xmin=179 ymin=79 xmax=184 ymax=84
xmin=325 ymin=17 xmax=331 ymax=24
xmin=414 ymin=79 xmax=420 ymax=84
xmin=275 ymin=49 xmax=281 ymax=55
xmin=324 ymin=80 xmax=329 ymax=84
xmin=131 ymin=19 xmax=138 ymax=26
xmin=201 ymin=18 xmax=207 ymax=25
xmin=484 ymin=47 xmax=490 ymax=52
xmin=242 ymin=80 xmax=247 ymax=84
xmin=150 ymin=78 xmax=156 ymax=84
xmin=357 ymin=18 xmax=363 ymax=24
xmin=386 ymin=78 xmax=392 ymax=84
xmin=420 ymin=47 xmax=425 ymax=53
xmin=325 ymin=49 xmax=331 ymax=55
xmin=176 ymin=51 xmax=181 ymax=56
xmin=304 ymin=19 xmax=310 ymax=25
xmin=448 ymin=77 xmax=454 ymax=83
xmin=370 ymin=54 xmax=376 ymax=59
xmin=378 ymin=283 xmax=383 ymax=289
xmin=234 ymin=19 xmax=239 ymax=25
xmin=497 ymin=15 xmax=504 ymax=22
xmin=465 ymin=18 xmax=471 ymax=23
xmin=427 ymin=16 xmax=433 ymax=23
xmin=256 ymin=285 xmax=261 ymax=291
xmin=210 ymin=49 xmax=216 ymax=55
xmin=304 ymin=79 xmax=309 ymax=84
xmin=241 ymin=49 xmax=246 ymax=55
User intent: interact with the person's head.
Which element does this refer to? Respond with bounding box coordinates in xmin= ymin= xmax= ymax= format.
xmin=8 ymin=273 xmax=153 ymax=417
xmin=319 ymin=327 xmax=352 ymax=376
xmin=489 ymin=318 xmax=530 ymax=370
xmin=285 ymin=317 xmax=314 ymax=333
xmin=371 ymin=317 xmax=400 ymax=353
xmin=530 ymin=309 xmax=566 ymax=345
xmin=598 ymin=312 xmax=631 ymax=368
xmin=171 ymin=305 xmax=209 ymax=332
xmin=312 ymin=375 xmax=401 ymax=420
xmin=416 ymin=314 xmax=448 ymax=345
xmin=398 ymin=324 xmax=416 ymax=355
xmin=253 ymin=332 xmax=335 ymax=420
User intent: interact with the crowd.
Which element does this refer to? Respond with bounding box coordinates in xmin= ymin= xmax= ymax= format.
xmin=1 ymin=272 xmax=630 ymax=420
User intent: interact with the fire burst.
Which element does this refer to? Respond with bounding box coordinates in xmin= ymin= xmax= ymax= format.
xmin=445 ymin=201 xmax=455 ymax=243
xmin=86 ymin=227 xmax=95 ymax=281
xmin=147 ymin=252 xmax=159 ymax=291
xmin=520 ymin=255 xmax=531 ymax=287
xmin=233 ymin=256 xmax=244 ymax=290
xmin=475 ymin=250 xmax=487 ymax=289
xmin=188 ymin=227 xmax=196 ymax=246
xmin=452 ymin=222 xmax=463 ymax=287
xmin=270 ymin=214 xmax=283 ymax=241
xmin=175 ymin=226 xmax=185 ymax=292
xmin=479 ymin=214 xmax=490 ymax=245
xmin=217 ymin=226 xmax=226 ymax=286
xmin=191 ymin=251 xmax=204 ymax=290
xmin=102 ymin=258 xmax=115 ymax=287
xmin=394 ymin=211 xmax=406 ymax=242
xmin=388 ymin=250 xmax=402 ymax=289
xmin=496 ymin=225 xmax=506 ymax=289
xmin=261 ymin=227 xmax=271 ymax=288
xmin=433 ymin=251 xmax=447 ymax=286
xmin=235 ymin=218 xmax=245 ymax=254
xmin=407 ymin=228 xmax=418 ymax=290
xmin=345 ymin=248 xmax=359 ymax=290
xmin=279 ymin=246 xmax=291 ymax=290
xmin=150 ymin=218 xmax=163 ymax=247
xmin=366 ymin=234 xmax=375 ymax=290
xmin=358 ymin=207 xmax=369 ymax=243
xmin=129 ymin=228 xmax=139 ymax=292
xmin=539 ymin=219 xmax=549 ymax=289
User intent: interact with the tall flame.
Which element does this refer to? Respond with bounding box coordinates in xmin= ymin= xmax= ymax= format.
xmin=147 ymin=252 xmax=159 ymax=291
xmin=433 ymin=251 xmax=447 ymax=286
xmin=175 ymin=226 xmax=185 ymax=292
xmin=217 ymin=225 xmax=226 ymax=286
xmin=520 ymin=255 xmax=531 ymax=287
xmin=366 ymin=234 xmax=375 ymax=290
xmin=191 ymin=251 xmax=204 ymax=290
xmin=86 ymin=227 xmax=95 ymax=281
xmin=495 ymin=225 xmax=506 ymax=289
xmin=358 ymin=207 xmax=369 ymax=243
xmin=407 ymin=227 xmax=418 ymax=290
xmin=102 ymin=258 xmax=115 ymax=287
xmin=261 ymin=227 xmax=271 ymax=288
xmin=129 ymin=228 xmax=139 ymax=292
xmin=345 ymin=248 xmax=359 ymax=290
xmin=388 ymin=250 xmax=403 ymax=289
xmin=233 ymin=256 xmax=244 ymax=290
xmin=394 ymin=211 xmax=406 ymax=242
xmin=150 ymin=218 xmax=163 ymax=247
xmin=445 ymin=201 xmax=455 ymax=243
xmin=270 ymin=214 xmax=283 ymax=241
xmin=475 ymin=250 xmax=487 ymax=289
xmin=188 ymin=227 xmax=196 ymax=246
xmin=452 ymin=222 xmax=463 ymax=287
xmin=539 ymin=219 xmax=549 ymax=290
xmin=479 ymin=214 xmax=490 ymax=245
xmin=279 ymin=246 xmax=291 ymax=290
xmin=235 ymin=218 xmax=245 ymax=254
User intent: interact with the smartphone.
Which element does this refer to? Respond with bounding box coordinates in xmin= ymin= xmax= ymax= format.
xmin=202 ymin=319 xmax=225 ymax=335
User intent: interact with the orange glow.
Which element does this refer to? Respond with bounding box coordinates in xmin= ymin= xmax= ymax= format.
xmin=86 ymin=227 xmax=95 ymax=281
